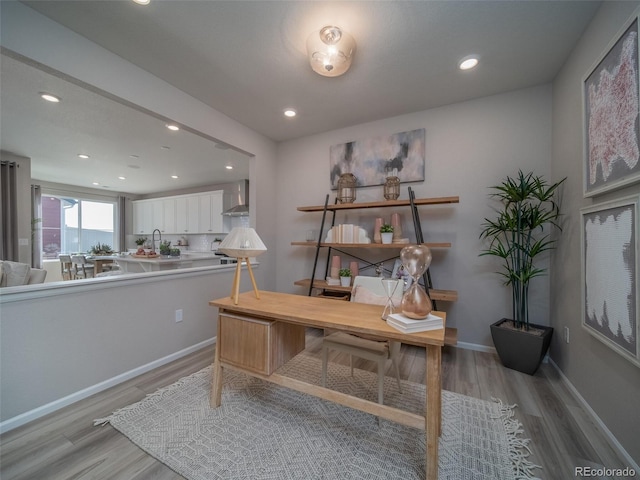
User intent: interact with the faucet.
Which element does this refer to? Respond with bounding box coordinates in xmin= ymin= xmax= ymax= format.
xmin=152 ymin=229 xmax=162 ymax=252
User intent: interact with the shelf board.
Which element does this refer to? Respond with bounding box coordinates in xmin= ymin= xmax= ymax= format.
xmin=294 ymin=279 xmax=458 ymax=302
xmin=291 ymin=241 xmax=451 ymax=248
xmin=297 ymin=196 xmax=459 ymax=212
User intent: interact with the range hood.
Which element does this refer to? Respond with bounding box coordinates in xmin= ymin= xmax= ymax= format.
xmin=222 ymin=179 xmax=249 ymax=216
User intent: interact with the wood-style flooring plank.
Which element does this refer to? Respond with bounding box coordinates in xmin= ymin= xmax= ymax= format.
xmin=1 ymin=327 xmax=633 ymax=480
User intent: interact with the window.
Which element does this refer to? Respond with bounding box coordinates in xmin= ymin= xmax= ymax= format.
xmin=41 ymin=195 xmax=117 ymax=258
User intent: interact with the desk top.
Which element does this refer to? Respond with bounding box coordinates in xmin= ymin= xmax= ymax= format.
xmin=210 ymin=291 xmax=446 ymax=347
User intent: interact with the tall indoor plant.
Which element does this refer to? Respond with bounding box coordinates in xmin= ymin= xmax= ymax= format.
xmin=479 ymin=170 xmax=565 ymax=374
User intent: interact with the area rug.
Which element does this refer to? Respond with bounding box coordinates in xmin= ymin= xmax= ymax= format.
xmin=95 ymin=354 xmax=541 ymax=479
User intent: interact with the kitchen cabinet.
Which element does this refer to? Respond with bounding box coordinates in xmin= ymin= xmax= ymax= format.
xmin=133 ymin=190 xmax=225 ymax=235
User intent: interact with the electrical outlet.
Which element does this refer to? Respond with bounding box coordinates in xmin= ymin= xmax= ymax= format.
xmin=564 ymin=326 xmax=569 ymax=344
xmin=175 ymin=309 xmax=183 ymax=323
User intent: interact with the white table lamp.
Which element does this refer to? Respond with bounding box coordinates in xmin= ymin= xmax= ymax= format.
xmin=218 ymin=227 xmax=267 ymax=304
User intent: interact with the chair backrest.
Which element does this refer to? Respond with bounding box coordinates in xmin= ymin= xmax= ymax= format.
xmin=350 ymin=276 xmax=403 ymax=305
xmin=71 ymin=254 xmax=86 ymax=265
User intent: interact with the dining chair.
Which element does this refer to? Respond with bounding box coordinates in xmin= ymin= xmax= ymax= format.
xmin=321 ymin=276 xmax=404 ymax=405
xmin=59 ymin=254 xmax=73 ymax=280
xmin=70 ymin=255 xmax=95 ymax=279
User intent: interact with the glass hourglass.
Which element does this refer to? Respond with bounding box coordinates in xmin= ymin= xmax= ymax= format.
xmin=400 ymin=245 xmax=433 ymax=319
xmin=381 ymin=278 xmax=399 ymax=320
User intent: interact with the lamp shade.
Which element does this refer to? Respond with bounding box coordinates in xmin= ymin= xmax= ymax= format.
xmin=307 ymin=26 xmax=356 ymax=77
xmin=218 ymin=227 xmax=267 ymax=258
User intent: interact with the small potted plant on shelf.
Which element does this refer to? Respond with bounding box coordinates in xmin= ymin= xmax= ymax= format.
xmin=479 ymin=170 xmax=566 ymax=375
xmin=339 ymin=268 xmax=352 ymax=287
xmin=380 ymin=224 xmax=394 ymax=244
xmin=159 ymin=240 xmax=171 ymax=257
xmin=135 ymin=237 xmax=147 ymax=247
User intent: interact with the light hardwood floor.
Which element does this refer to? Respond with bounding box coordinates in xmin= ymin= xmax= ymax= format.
xmin=1 ymin=328 xmax=631 ymax=479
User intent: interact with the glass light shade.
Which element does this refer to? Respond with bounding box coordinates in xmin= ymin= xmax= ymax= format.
xmin=337 ymin=172 xmax=357 ymax=203
xmin=307 ymin=26 xmax=356 ymax=77
xmin=218 ymin=227 xmax=267 ymax=258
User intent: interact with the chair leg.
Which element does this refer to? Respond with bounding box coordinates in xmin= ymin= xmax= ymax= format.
xmin=321 ymin=345 xmax=329 ymax=387
xmin=377 ymin=357 xmax=385 ymax=405
xmin=392 ymin=357 xmax=403 ymax=393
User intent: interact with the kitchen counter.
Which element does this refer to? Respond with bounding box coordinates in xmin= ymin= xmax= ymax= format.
xmin=115 ymin=252 xmax=224 ymax=273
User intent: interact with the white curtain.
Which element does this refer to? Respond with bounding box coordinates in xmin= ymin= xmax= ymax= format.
xmin=31 ymin=184 xmax=43 ymax=268
xmin=0 ymin=161 xmax=19 ymax=261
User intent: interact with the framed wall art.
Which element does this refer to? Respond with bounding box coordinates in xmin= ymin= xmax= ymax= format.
xmin=329 ymin=128 xmax=425 ymax=189
xmin=583 ymin=11 xmax=640 ymax=197
xmin=581 ymin=195 xmax=639 ymax=367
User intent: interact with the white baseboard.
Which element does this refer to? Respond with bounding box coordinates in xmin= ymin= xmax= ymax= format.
xmin=454 ymin=341 xmax=496 ymax=354
xmin=548 ymin=358 xmax=640 ymax=472
xmin=0 ymin=337 xmax=217 ymax=434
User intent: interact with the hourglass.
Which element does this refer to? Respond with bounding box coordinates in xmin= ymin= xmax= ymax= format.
xmin=399 ymin=245 xmax=433 ymax=319
xmin=381 ymin=278 xmax=399 ymax=320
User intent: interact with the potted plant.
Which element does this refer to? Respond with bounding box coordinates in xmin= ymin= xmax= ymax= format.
xmin=89 ymin=242 xmax=114 ymax=256
xmin=135 ymin=237 xmax=147 ymax=247
xmin=159 ymin=240 xmax=172 ymax=256
xmin=380 ymin=224 xmax=394 ymax=244
xmin=339 ymin=268 xmax=352 ymax=287
xmin=169 ymin=247 xmax=181 ymax=257
xmin=479 ymin=170 xmax=566 ymax=375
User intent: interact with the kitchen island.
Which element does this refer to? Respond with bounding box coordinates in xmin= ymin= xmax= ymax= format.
xmin=115 ymin=252 xmax=226 ymax=273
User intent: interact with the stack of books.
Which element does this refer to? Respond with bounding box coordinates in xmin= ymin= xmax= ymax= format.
xmin=386 ymin=312 xmax=443 ymax=333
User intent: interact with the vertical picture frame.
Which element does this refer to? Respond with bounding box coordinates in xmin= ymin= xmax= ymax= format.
xmin=583 ymin=11 xmax=640 ymax=197
xmin=581 ymin=195 xmax=639 ymax=367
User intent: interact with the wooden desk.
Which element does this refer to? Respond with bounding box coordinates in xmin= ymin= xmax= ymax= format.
xmin=209 ymin=291 xmax=446 ymax=480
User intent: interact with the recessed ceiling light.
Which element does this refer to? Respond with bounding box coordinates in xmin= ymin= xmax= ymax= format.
xmin=132 ymin=0 xmax=150 ymax=4
xmin=129 ymin=154 xmax=139 ymax=158
xmin=40 ymin=92 xmax=60 ymax=103
xmin=459 ymin=55 xmax=479 ymax=70
xmin=171 ymin=175 xmax=179 ymax=179
xmin=166 ymin=124 xmax=180 ymax=131
xmin=225 ymin=165 xmax=233 ymax=170
xmin=92 ymin=182 xmax=100 ymax=186
xmin=161 ymin=146 xmax=171 ymax=150
xmin=128 ymin=164 xmax=141 ymax=169
xmin=118 ymin=176 xmax=126 ymax=180
xmin=78 ymin=154 xmax=90 ymax=159
xmin=284 ymin=109 xmax=297 ymax=117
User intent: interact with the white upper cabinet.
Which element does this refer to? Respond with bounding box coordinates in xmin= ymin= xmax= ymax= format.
xmin=133 ymin=190 xmax=225 ymax=235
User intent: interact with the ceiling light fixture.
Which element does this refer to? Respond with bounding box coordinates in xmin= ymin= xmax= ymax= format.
xmin=459 ymin=55 xmax=479 ymax=70
xmin=132 ymin=0 xmax=150 ymax=5
xmin=307 ymin=25 xmax=356 ymax=77
xmin=226 ymin=165 xmax=233 ymax=170
xmin=166 ymin=124 xmax=180 ymax=131
xmin=118 ymin=176 xmax=126 ymax=180
xmin=40 ymin=92 xmax=60 ymax=103
xmin=78 ymin=154 xmax=90 ymax=159
xmin=92 ymin=182 xmax=100 ymax=186
xmin=284 ymin=108 xmax=297 ymax=117
xmin=171 ymin=175 xmax=179 ymax=179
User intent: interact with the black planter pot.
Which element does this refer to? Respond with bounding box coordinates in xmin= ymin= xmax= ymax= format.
xmin=490 ymin=318 xmax=553 ymax=375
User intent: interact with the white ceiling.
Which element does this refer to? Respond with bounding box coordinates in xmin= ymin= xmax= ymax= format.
xmin=0 ymin=0 xmax=602 ymax=194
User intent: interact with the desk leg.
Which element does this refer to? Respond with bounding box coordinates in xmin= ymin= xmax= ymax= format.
xmin=425 ymin=345 xmax=441 ymax=480
xmin=210 ymin=321 xmax=224 ymax=408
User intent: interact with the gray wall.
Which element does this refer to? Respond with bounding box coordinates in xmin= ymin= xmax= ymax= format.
xmin=551 ymin=1 xmax=640 ymax=464
xmin=275 ymin=85 xmax=553 ymax=348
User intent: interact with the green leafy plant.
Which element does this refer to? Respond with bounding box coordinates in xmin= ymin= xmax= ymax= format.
xmin=159 ymin=240 xmax=172 ymax=255
xmin=89 ymin=242 xmax=114 ymax=255
xmin=380 ymin=224 xmax=394 ymax=233
xmin=170 ymin=247 xmax=181 ymax=257
xmin=135 ymin=237 xmax=147 ymax=246
xmin=339 ymin=268 xmax=351 ymax=277
xmin=479 ymin=170 xmax=566 ymax=331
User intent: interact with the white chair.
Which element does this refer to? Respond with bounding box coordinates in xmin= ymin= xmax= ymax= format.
xmin=59 ymin=254 xmax=73 ymax=280
xmin=321 ymin=276 xmax=404 ymax=404
xmin=71 ymin=255 xmax=94 ymax=279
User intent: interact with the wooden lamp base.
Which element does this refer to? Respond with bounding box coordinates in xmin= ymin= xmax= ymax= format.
xmin=230 ymin=258 xmax=260 ymax=304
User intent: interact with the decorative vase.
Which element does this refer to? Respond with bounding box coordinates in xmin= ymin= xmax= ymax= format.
xmin=340 ymin=276 xmax=351 ymax=287
xmin=349 ymin=261 xmax=359 ymax=278
xmin=374 ymin=218 xmax=383 ymax=243
xmin=391 ymin=213 xmax=402 ymax=240
xmin=381 ymin=232 xmax=393 ymax=244
xmin=330 ymin=255 xmax=341 ymax=279
xmin=400 ymin=245 xmax=433 ymax=319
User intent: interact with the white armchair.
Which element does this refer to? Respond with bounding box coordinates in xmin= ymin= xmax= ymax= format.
xmin=0 ymin=261 xmax=47 ymax=287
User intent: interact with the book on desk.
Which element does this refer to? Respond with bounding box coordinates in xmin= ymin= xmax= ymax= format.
xmin=386 ymin=312 xmax=444 ymax=333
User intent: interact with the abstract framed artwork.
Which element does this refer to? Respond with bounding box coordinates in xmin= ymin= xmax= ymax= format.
xmin=329 ymin=129 xmax=425 ymax=189
xmin=581 ymin=195 xmax=639 ymax=367
xmin=583 ymin=11 xmax=640 ymax=197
